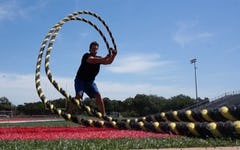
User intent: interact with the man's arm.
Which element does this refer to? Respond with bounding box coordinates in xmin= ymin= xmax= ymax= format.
xmin=87 ymin=49 xmax=117 ymax=64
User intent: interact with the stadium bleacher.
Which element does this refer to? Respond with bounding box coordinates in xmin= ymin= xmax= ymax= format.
xmin=182 ymin=91 xmax=240 ymax=110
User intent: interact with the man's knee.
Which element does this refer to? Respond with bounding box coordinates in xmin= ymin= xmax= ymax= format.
xmin=94 ymin=93 xmax=102 ymax=100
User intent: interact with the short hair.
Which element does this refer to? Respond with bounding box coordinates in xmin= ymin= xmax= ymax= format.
xmin=89 ymin=41 xmax=99 ymax=51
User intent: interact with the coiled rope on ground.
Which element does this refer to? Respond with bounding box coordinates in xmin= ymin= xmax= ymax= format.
xmin=35 ymin=10 xmax=240 ymax=138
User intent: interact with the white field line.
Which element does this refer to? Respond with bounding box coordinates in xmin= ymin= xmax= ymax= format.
xmin=0 ymin=119 xmax=64 ymax=124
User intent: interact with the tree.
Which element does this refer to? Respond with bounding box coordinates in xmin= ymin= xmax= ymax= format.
xmin=103 ymin=97 xmax=113 ymax=112
xmin=166 ymin=94 xmax=195 ymax=111
xmin=0 ymin=97 xmax=12 ymax=111
xmin=18 ymin=102 xmax=48 ymax=115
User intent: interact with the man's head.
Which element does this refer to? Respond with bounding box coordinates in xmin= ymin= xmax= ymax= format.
xmin=89 ymin=41 xmax=99 ymax=56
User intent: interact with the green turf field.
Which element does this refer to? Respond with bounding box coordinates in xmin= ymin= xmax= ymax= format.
xmin=1 ymin=120 xmax=240 ymax=150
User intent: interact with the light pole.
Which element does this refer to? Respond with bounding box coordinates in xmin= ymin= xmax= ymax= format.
xmin=190 ymin=58 xmax=198 ymax=100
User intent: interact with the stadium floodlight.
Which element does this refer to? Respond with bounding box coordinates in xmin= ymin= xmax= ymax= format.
xmin=190 ymin=58 xmax=198 ymax=100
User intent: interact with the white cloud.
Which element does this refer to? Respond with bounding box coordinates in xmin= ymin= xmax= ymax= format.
xmin=173 ymin=21 xmax=213 ymax=47
xmin=80 ymin=32 xmax=90 ymax=38
xmin=0 ymin=73 xmax=38 ymax=105
xmin=0 ymin=72 xmax=187 ymax=105
xmin=0 ymin=72 xmax=74 ymax=105
xmin=224 ymin=45 xmax=240 ymax=53
xmin=98 ymin=81 xmax=188 ymax=100
xmin=0 ymin=0 xmax=23 ymax=21
xmin=107 ymin=54 xmax=172 ymax=73
xmin=0 ymin=0 xmax=47 ymax=22
xmin=1 ymin=71 xmax=234 ymax=106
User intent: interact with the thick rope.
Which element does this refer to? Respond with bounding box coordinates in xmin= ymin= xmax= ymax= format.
xmin=35 ymin=10 xmax=240 ymax=138
xmin=36 ymin=11 xmax=117 ymax=121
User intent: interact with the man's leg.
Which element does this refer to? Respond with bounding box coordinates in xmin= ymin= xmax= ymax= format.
xmin=94 ymin=93 xmax=106 ymax=116
xmin=67 ymin=78 xmax=83 ymax=114
xmin=66 ymin=93 xmax=82 ymax=114
xmin=86 ymin=81 xmax=106 ymax=116
xmin=66 ymin=101 xmax=75 ymax=114
xmin=75 ymin=93 xmax=83 ymax=100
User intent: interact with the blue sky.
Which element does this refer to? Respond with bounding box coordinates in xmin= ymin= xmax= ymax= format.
xmin=0 ymin=0 xmax=240 ymax=105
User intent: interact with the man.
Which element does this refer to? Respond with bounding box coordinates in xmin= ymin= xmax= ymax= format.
xmin=68 ymin=41 xmax=117 ymax=116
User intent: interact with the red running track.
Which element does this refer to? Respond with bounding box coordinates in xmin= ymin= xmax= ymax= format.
xmin=0 ymin=126 xmax=175 ymax=140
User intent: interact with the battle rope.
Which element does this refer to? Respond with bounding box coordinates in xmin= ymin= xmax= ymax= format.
xmin=36 ymin=11 xmax=117 ymax=121
xmin=135 ymin=105 xmax=240 ymax=123
xmin=35 ymin=10 xmax=240 ymax=138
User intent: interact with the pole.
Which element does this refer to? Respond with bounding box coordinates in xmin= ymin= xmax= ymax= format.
xmin=190 ymin=58 xmax=198 ymax=100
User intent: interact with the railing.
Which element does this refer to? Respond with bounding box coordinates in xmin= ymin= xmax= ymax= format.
xmin=211 ymin=90 xmax=240 ymax=101
xmin=194 ymin=90 xmax=240 ymax=110
xmin=181 ymin=90 xmax=240 ymax=111
xmin=0 ymin=110 xmax=13 ymax=117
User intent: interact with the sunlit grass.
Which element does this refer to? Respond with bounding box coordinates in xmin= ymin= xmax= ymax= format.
xmin=1 ymin=120 xmax=240 ymax=149
xmin=0 ymin=120 xmax=77 ymax=127
xmin=0 ymin=137 xmax=240 ymax=150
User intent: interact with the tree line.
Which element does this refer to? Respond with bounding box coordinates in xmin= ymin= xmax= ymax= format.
xmin=0 ymin=94 xmax=208 ymax=117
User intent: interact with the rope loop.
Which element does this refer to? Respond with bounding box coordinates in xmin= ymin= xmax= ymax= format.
xmin=35 ymin=10 xmax=117 ymax=121
xmin=35 ymin=11 xmax=240 ymax=138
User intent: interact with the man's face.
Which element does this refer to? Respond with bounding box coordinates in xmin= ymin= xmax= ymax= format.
xmin=90 ymin=45 xmax=98 ymax=56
